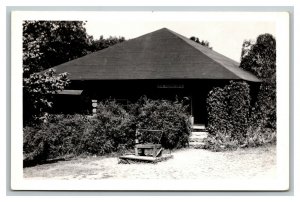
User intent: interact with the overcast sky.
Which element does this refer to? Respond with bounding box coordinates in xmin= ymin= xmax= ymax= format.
xmin=85 ymin=21 xmax=276 ymax=62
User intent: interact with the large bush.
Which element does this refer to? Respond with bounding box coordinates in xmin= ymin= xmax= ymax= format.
xmin=23 ymin=97 xmax=191 ymax=166
xmin=42 ymin=114 xmax=91 ymax=158
xmin=240 ymin=34 xmax=276 ymax=131
xmin=130 ymin=97 xmax=191 ymax=149
xmin=250 ymin=82 xmax=276 ymax=130
xmin=23 ymin=125 xmax=49 ymax=166
xmin=81 ymin=100 xmax=136 ymax=155
xmin=23 ymin=114 xmax=91 ymax=166
xmin=206 ymin=87 xmax=230 ymax=136
xmin=205 ymin=81 xmax=251 ymax=151
xmin=226 ymin=81 xmax=251 ymax=141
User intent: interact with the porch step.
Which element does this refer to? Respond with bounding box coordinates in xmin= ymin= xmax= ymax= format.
xmin=192 ymin=124 xmax=206 ymax=130
xmin=189 ymin=130 xmax=208 ymax=149
xmin=190 ymin=131 xmax=208 ymax=137
xmin=189 ymin=137 xmax=206 ymax=142
xmin=189 ymin=135 xmax=208 ymax=142
xmin=188 ymin=141 xmax=206 ymax=149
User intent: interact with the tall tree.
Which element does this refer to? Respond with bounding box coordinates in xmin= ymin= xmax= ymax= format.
xmin=190 ymin=36 xmax=212 ymax=49
xmin=89 ymin=35 xmax=125 ymax=52
xmin=23 ymin=21 xmax=92 ymax=125
xmin=240 ymin=34 xmax=276 ymax=130
xmin=23 ymin=21 xmax=126 ymax=125
xmin=23 ymin=21 xmax=92 ymax=76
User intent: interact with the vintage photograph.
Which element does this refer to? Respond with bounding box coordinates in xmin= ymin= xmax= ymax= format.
xmin=11 ymin=11 xmax=289 ymax=190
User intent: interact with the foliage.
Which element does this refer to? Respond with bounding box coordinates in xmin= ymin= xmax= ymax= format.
xmin=23 ymin=97 xmax=192 ymax=166
xmin=89 ymin=35 xmax=125 ymax=52
xmin=23 ymin=69 xmax=70 ymax=125
xmin=203 ymin=133 xmax=239 ymax=152
xmin=23 ymin=21 xmax=126 ymax=75
xmin=130 ymin=97 xmax=191 ymax=149
xmin=250 ymin=82 xmax=276 ymax=130
xmin=23 ymin=21 xmax=90 ymax=124
xmin=240 ymin=34 xmax=276 ymax=81
xmin=81 ymin=101 xmax=136 ymax=155
xmin=243 ymin=127 xmax=277 ymax=148
xmin=22 ymin=21 xmax=126 ymax=125
xmin=23 ymin=125 xmax=49 ymax=166
xmin=43 ymin=114 xmax=91 ymax=158
xmin=23 ymin=21 xmax=92 ymax=76
xmin=23 ymin=114 xmax=91 ymax=166
xmin=206 ymin=87 xmax=230 ymax=136
xmin=190 ymin=36 xmax=212 ymax=49
xmin=226 ymin=81 xmax=251 ymax=141
xmin=205 ymin=81 xmax=251 ymax=151
xmin=240 ymin=34 xmax=276 ymax=130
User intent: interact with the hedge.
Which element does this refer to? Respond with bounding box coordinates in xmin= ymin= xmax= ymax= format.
xmin=205 ymin=80 xmax=276 ymax=151
xmin=205 ymin=81 xmax=251 ymax=151
xmin=23 ymin=114 xmax=91 ymax=166
xmin=23 ymin=97 xmax=191 ymax=166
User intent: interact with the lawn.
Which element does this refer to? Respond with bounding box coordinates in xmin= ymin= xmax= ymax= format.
xmin=23 ymin=145 xmax=276 ymax=180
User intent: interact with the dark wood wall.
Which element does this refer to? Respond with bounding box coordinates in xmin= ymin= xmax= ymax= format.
xmin=53 ymin=79 xmax=259 ymax=125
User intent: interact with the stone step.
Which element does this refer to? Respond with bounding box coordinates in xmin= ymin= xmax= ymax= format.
xmin=189 ymin=137 xmax=206 ymax=142
xmin=191 ymin=131 xmax=208 ymax=136
xmin=189 ymin=142 xmax=206 ymax=149
xmin=192 ymin=124 xmax=206 ymax=130
xmin=189 ymin=130 xmax=208 ymax=145
xmin=189 ymin=141 xmax=205 ymax=145
xmin=190 ymin=133 xmax=208 ymax=139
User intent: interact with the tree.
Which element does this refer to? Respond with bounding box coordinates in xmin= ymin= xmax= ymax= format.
xmin=240 ymin=34 xmax=276 ymax=130
xmin=89 ymin=35 xmax=125 ymax=52
xmin=23 ymin=21 xmax=92 ymax=76
xmin=23 ymin=69 xmax=70 ymax=125
xmin=23 ymin=21 xmax=126 ymax=76
xmin=23 ymin=21 xmax=127 ymax=125
xmin=190 ymin=36 xmax=212 ymax=49
xmin=23 ymin=21 xmax=92 ymax=125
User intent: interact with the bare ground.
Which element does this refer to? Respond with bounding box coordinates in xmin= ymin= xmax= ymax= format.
xmin=23 ymin=145 xmax=276 ymax=180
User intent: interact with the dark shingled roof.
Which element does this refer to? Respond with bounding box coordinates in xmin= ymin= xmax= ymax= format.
xmin=50 ymin=28 xmax=260 ymax=82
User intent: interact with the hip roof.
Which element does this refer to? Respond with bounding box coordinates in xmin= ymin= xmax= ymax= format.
xmin=50 ymin=28 xmax=260 ymax=82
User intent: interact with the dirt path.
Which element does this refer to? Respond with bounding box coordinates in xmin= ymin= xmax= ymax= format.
xmin=23 ymin=145 xmax=276 ymax=180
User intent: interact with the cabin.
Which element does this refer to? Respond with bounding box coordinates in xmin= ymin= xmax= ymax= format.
xmin=49 ymin=28 xmax=260 ymax=125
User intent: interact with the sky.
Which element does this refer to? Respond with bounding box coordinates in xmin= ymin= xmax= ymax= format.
xmin=85 ymin=20 xmax=276 ymax=62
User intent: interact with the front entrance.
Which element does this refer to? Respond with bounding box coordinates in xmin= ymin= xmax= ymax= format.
xmin=191 ymin=95 xmax=208 ymax=125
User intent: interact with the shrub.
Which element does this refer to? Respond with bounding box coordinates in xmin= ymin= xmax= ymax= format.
xmin=23 ymin=125 xmax=49 ymax=166
xmin=23 ymin=97 xmax=192 ymax=166
xmin=226 ymin=81 xmax=251 ymax=142
xmin=205 ymin=81 xmax=251 ymax=151
xmin=242 ymin=126 xmax=276 ymax=148
xmin=206 ymin=87 xmax=231 ymax=137
xmin=203 ymin=133 xmax=239 ymax=152
xmin=23 ymin=114 xmax=90 ymax=166
xmin=130 ymin=97 xmax=191 ymax=149
xmin=42 ymin=114 xmax=90 ymax=158
xmin=250 ymin=82 xmax=276 ymax=131
xmin=81 ymin=100 xmax=136 ymax=155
